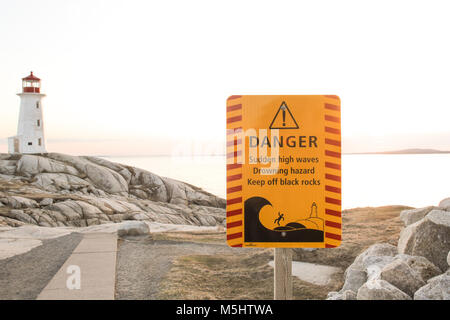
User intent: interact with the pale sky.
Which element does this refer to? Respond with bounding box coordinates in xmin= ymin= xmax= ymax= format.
xmin=1 ymin=0 xmax=450 ymax=155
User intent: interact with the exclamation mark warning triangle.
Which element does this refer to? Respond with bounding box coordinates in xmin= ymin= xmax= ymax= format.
xmin=269 ymin=101 xmax=299 ymax=129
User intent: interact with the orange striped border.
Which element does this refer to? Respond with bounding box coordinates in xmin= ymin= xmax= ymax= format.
xmin=226 ymin=95 xmax=244 ymax=247
xmin=323 ymin=95 xmax=342 ymax=248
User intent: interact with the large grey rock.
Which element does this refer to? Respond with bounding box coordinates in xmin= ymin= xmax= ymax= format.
xmin=400 ymin=206 xmax=435 ymax=226
xmin=47 ymin=200 xmax=102 ymax=221
xmin=46 ymin=153 xmax=129 ymax=194
xmin=414 ymin=273 xmax=450 ymax=300
xmin=162 ymin=178 xmax=195 ymax=205
xmin=83 ymin=156 xmax=128 ymax=175
xmin=33 ymin=173 xmax=91 ymax=192
xmin=334 ymin=243 xmax=398 ymax=300
xmin=395 ymin=254 xmax=442 ymax=282
xmin=39 ymin=198 xmax=54 ymax=206
xmin=86 ymin=218 xmax=99 ymax=226
xmin=17 ymin=154 xmax=79 ymax=177
xmin=0 ymin=174 xmax=18 ymax=182
xmin=163 ymin=177 xmax=225 ymax=208
xmin=358 ymin=243 xmax=398 ymax=261
xmin=363 ymin=255 xmax=396 ymax=280
xmin=32 ymin=210 xmax=57 ymax=227
xmin=117 ymin=221 xmax=150 ymax=237
xmin=398 ymin=209 xmax=450 ymax=271
xmin=380 ymin=259 xmax=425 ymax=297
xmin=130 ymin=188 xmax=148 ymax=199
xmin=0 ymin=196 xmax=39 ymax=209
xmin=327 ymin=290 xmax=357 ymax=300
xmin=438 ymin=197 xmax=450 ymax=210
xmin=0 ymin=160 xmax=17 ymax=175
xmin=357 ymin=279 xmax=411 ymax=300
xmin=345 ymin=243 xmax=397 ymax=281
xmin=3 ymin=209 xmax=36 ymax=225
xmin=85 ymin=163 xmax=128 ymax=194
xmin=127 ymin=167 xmax=169 ymax=202
xmin=348 ymin=243 xmax=398 ymax=271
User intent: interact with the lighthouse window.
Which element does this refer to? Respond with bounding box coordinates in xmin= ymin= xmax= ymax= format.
xmin=37 ymin=120 xmax=40 ymax=127
xmin=36 ymin=101 xmax=40 ymax=108
xmin=38 ymin=138 xmax=42 ymax=146
xmin=28 ymin=142 xmax=32 ymax=146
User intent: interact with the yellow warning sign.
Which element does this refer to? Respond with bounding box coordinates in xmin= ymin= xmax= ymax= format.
xmin=226 ymin=95 xmax=342 ymax=248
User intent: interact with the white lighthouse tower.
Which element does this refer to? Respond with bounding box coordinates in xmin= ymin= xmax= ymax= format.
xmin=8 ymin=72 xmax=47 ymax=154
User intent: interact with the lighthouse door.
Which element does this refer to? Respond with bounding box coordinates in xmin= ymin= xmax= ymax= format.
xmin=13 ymin=138 xmax=19 ymax=153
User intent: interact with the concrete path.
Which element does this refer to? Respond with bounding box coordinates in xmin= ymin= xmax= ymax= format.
xmin=37 ymin=233 xmax=117 ymax=300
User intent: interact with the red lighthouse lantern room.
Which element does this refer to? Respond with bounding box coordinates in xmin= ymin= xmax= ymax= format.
xmin=22 ymin=71 xmax=41 ymax=93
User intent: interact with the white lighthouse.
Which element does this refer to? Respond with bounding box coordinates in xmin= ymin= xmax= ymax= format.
xmin=8 ymin=72 xmax=47 ymax=154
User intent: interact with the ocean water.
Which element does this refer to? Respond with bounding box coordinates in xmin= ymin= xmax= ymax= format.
xmin=103 ymin=154 xmax=450 ymax=209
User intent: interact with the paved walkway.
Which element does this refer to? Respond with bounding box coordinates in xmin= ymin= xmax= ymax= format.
xmin=37 ymin=233 xmax=117 ymax=300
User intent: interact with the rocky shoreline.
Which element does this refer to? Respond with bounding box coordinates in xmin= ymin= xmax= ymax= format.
xmin=327 ymin=200 xmax=450 ymax=300
xmin=0 ymin=153 xmax=225 ymax=228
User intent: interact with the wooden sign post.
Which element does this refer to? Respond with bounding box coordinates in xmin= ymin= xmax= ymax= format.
xmin=274 ymin=248 xmax=292 ymax=300
xmin=226 ymin=95 xmax=342 ymax=300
